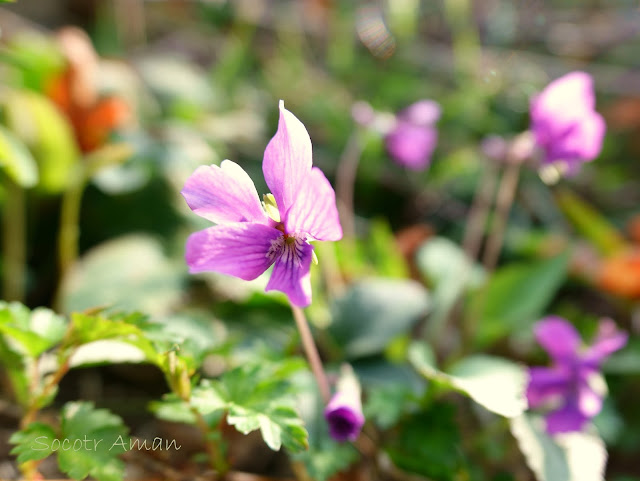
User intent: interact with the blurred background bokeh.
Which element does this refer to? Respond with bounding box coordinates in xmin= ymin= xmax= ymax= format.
xmin=1 ymin=1 xmax=640 ymax=480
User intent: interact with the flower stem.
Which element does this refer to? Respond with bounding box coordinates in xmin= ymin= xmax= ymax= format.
xmin=57 ymin=174 xmax=85 ymax=285
xmin=335 ymin=132 xmax=362 ymax=241
xmin=462 ymin=162 xmax=499 ymax=261
xmin=291 ymin=305 xmax=331 ymax=403
xmin=2 ymin=180 xmax=27 ymax=302
xmin=482 ymin=162 xmax=521 ymax=270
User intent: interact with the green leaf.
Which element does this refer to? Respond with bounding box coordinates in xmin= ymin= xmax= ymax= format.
xmin=603 ymin=338 xmax=640 ymax=374
xmin=416 ymin=237 xmax=485 ymax=336
xmin=0 ymin=126 xmax=38 ymax=187
xmin=409 ymin=343 xmax=527 ymax=418
xmin=365 ymin=219 xmax=410 ymax=278
xmin=555 ymin=188 xmax=627 ymax=256
xmin=329 ymin=278 xmax=430 ymax=359
xmin=9 ymin=422 xmax=57 ymax=463
xmin=149 ymin=394 xmax=197 ymax=424
xmin=447 ymin=355 xmax=527 ymax=418
xmin=59 ymin=235 xmax=184 ymax=318
xmin=1 ymin=32 xmax=64 ymax=91
xmin=0 ymin=302 xmax=67 ymax=357
xmin=57 ymin=402 xmax=129 ymax=481
xmin=292 ymin=438 xmax=359 ymax=481
xmin=386 ymin=403 xmax=468 ymax=481
xmin=510 ymin=414 xmax=607 ymax=481
xmin=191 ymin=362 xmax=308 ymax=453
xmin=4 ymin=90 xmax=79 ymax=193
xmin=68 ymin=311 xmax=160 ymax=365
xmin=470 ymin=251 xmax=569 ymax=347
xmin=364 ymin=382 xmax=419 ymax=429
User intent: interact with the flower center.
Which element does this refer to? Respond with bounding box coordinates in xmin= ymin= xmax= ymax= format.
xmin=266 ymin=232 xmax=306 ymax=264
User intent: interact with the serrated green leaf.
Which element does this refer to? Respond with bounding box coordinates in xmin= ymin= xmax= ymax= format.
xmin=9 ymin=422 xmax=57 ymax=464
xmin=329 ymin=278 xmax=430 ymax=359
xmin=470 ymin=251 xmax=569 ymax=347
xmin=5 ymin=90 xmax=79 ymax=193
xmin=510 ymin=413 xmax=607 ymax=481
xmin=0 ymin=302 xmax=66 ymax=357
xmin=0 ymin=125 xmax=38 ymax=187
xmin=69 ymin=311 xmax=160 ymax=364
xmin=191 ymin=362 xmax=308 ymax=453
xmin=57 ymin=401 xmax=129 ymax=481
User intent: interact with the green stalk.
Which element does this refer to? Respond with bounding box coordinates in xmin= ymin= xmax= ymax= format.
xmin=57 ymin=166 xmax=85 ymax=286
xmin=291 ymin=305 xmax=331 ymax=403
xmin=2 ymin=179 xmax=27 ymax=302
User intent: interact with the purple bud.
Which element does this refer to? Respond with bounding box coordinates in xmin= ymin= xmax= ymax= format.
xmin=385 ymin=100 xmax=440 ymax=171
xmin=324 ymin=365 xmax=365 ymax=442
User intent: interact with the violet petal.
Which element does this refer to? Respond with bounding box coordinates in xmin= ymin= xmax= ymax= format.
xmin=534 ymin=316 xmax=581 ymax=361
xmin=264 ymin=238 xmax=314 ymax=307
xmin=284 ymin=167 xmax=342 ymax=242
xmin=181 ymin=160 xmax=269 ymax=225
xmin=582 ymin=318 xmax=628 ymax=367
xmin=185 ymin=222 xmax=281 ymax=279
xmin=545 ymin=401 xmax=589 ymax=434
xmin=263 ymin=100 xmax=313 ymax=219
xmin=526 ymin=366 xmax=571 ymax=408
xmin=385 ymin=122 xmax=438 ymax=170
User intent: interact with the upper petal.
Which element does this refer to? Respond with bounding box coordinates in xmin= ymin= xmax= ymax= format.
xmin=185 ymin=222 xmax=281 ymax=279
xmin=284 ymin=167 xmax=343 ymax=241
xmin=265 ymin=238 xmax=314 ymax=307
xmin=582 ymin=318 xmax=628 ymax=367
xmin=531 ymin=72 xmax=595 ymax=122
xmin=401 ymin=100 xmax=441 ymax=126
xmin=182 ymin=160 xmax=269 ymax=225
xmin=263 ymin=100 xmax=312 ymax=217
xmin=534 ymin=316 xmax=582 ymax=361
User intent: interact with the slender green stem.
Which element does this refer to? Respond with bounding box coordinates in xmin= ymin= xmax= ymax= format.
xmin=58 ymin=174 xmax=85 ymax=284
xmin=190 ymin=407 xmax=229 ymax=477
xmin=291 ymin=305 xmax=331 ymax=403
xmin=335 ymin=132 xmax=362 ymax=241
xmin=2 ymin=180 xmax=27 ymax=302
xmin=20 ymin=358 xmax=71 ymax=429
xmin=462 ymin=162 xmax=499 ymax=262
xmin=482 ymin=162 xmax=521 ymax=271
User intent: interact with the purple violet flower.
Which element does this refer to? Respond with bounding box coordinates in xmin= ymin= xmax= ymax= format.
xmin=181 ymin=101 xmax=342 ymax=307
xmin=530 ymin=71 xmax=606 ymax=173
xmin=385 ymin=100 xmax=440 ymax=171
xmin=526 ymin=316 xmax=627 ymax=434
xmin=324 ymin=367 xmax=365 ymax=442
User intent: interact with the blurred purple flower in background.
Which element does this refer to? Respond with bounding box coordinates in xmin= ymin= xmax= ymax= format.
xmin=385 ymin=100 xmax=441 ymax=171
xmin=526 ymin=316 xmax=627 ymax=434
xmin=182 ymin=101 xmax=342 ymax=307
xmin=324 ymin=365 xmax=365 ymax=442
xmin=530 ymin=71 xmax=606 ymax=173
